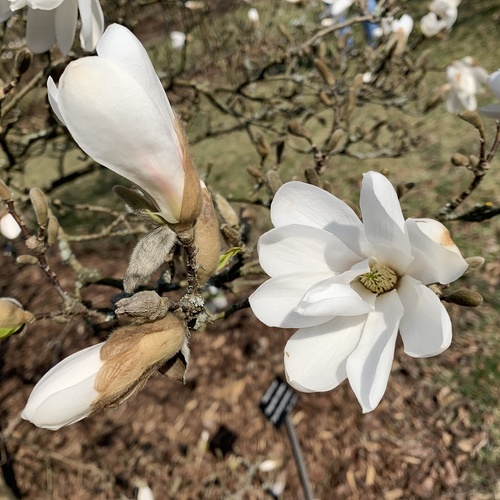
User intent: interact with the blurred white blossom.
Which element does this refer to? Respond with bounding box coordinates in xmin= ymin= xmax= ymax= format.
xmin=247 ymin=7 xmax=259 ymax=24
xmin=170 ymin=30 xmax=186 ymax=50
xmin=22 ymin=343 xmax=104 ymax=430
xmin=9 ymin=0 xmax=104 ymax=54
xmin=421 ymin=0 xmax=459 ymax=37
xmin=249 ymin=172 xmax=468 ymax=413
xmin=480 ymin=70 xmax=500 ymax=119
xmin=47 ymin=24 xmax=202 ymax=225
xmin=445 ymin=57 xmax=488 ymax=113
xmin=0 ymin=213 xmax=21 ymax=239
xmin=320 ymin=0 xmax=353 ymax=27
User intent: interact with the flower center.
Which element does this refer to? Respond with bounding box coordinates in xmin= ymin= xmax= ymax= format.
xmin=359 ymin=264 xmax=398 ymax=295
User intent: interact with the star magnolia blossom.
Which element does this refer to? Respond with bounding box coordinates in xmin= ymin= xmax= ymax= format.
xmin=480 ymin=70 xmax=500 ymax=119
xmin=421 ymin=0 xmax=459 ymax=37
xmin=9 ymin=0 xmax=104 ymax=54
xmin=22 ymin=343 xmax=104 ymax=430
xmin=445 ymin=57 xmax=488 ymax=113
xmin=320 ymin=0 xmax=353 ymax=27
xmin=249 ymin=172 xmax=468 ymax=413
xmin=48 ymin=24 xmax=201 ymax=224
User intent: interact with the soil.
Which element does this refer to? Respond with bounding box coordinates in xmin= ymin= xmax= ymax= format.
xmin=0 ymin=239 xmax=497 ymax=500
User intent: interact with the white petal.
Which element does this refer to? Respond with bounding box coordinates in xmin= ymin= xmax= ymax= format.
xmin=0 ymin=213 xmax=21 ymax=239
xmin=26 ymin=7 xmax=56 ymax=53
xmin=26 ymin=0 xmax=64 ymax=8
xmin=55 ymin=57 xmax=184 ymax=222
xmin=22 ymin=343 xmax=104 ymax=430
xmin=405 ymin=218 xmax=468 ymax=284
xmin=258 ymin=224 xmax=362 ymax=278
xmin=270 ymin=182 xmax=367 ymax=256
xmin=420 ymin=12 xmax=440 ymax=37
xmin=170 ymin=31 xmax=186 ymax=50
xmin=249 ymin=272 xmax=336 ymax=328
xmin=284 ymin=315 xmax=367 ymax=392
xmin=330 ymin=0 xmax=352 ymax=16
xmin=480 ymin=103 xmax=500 ymax=119
xmin=445 ymin=88 xmax=465 ymax=114
xmin=54 ymin=0 xmax=77 ymax=55
xmin=294 ymin=282 xmax=373 ymax=318
xmin=398 ymin=14 xmax=413 ymax=38
xmin=96 ymin=24 xmax=181 ymax=155
xmin=487 ymin=70 xmax=500 ymax=100
xmin=9 ymin=0 xmax=27 ymax=11
xmin=398 ymin=275 xmax=452 ymax=357
xmin=360 ymin=172 xmax=413 ymax=273
xmin=77 ymin=0 xmax=104 ymax=52
xmin=346 ymin=290 xmax=403 ymax=413
xmin=47 ymin=76 xmax=64 ymax=123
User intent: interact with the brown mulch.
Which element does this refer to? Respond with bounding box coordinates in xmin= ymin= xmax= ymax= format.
xmin=0 ymin=238 xmax=498 ymax=500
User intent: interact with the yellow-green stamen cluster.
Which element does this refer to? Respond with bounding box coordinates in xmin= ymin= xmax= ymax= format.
xmin=359 ymin=264 xmax=398 ymax=295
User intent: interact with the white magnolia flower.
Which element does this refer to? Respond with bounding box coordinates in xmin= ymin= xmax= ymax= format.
xmin=320 ymin=0 xmax=353 ymax=27
xmin=421 ymin=0 xmax=458 ymax=37
xmin=0 ymin=213 xmax=21 ymax=239
xmin=170 ymin=30 xmax=186 ymax=50
xmin=445 ymin=57 xmax=488 ymax=113
xmin=390 ymin=13 xmax=413 ymax=39
xmin=22 ymin=342 xmax=104 ymax=430
xmin=48 ymin=24 xmax=201 ymax=225
xmin=9 ymin=0 xmax=104 ymax=55
xmin=249 ymin=172 xmax=468 ymax=413
xmin=480 ymin=70 xmax=500 ymax=119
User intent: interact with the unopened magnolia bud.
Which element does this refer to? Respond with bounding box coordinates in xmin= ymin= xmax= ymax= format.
xmin=287 ymin=120 xmax=312 ymax=142
xmin=256 ymin=135 xmax=270 ymax=163
xmin=317 ymin=42 xmax=327 ymax=60
xmin=0 ymin=297 xmax=34 ymax=338
xmin=214 ymin=193 xmax=239 ymax=227
xmin=305 ymin=168 xmax=320 ymax=187
xmin=468 ymin=155 xmax=480 ymax=168
xmin=451 ymin=153 xmax=469 ymax=167
xmin=444 ymin=289 xmax=483 ymax=307
xmin=14 ymin=48 xmax=32 ymax=77
xmin=324 ymin=129 xmax=345 ymax=152
xmin=266 ymin=170 xmax=282 ymax=195
xmin=0 ymin=179 xmax=12 ymax=201
xmin=16 ymin=254 xmax=39 ymax=265
xmin=46 ymin=215 xmax=59 ymax=246
xmin=0 ymin=213 xmax=21 ymax=239
xmin=314 ymin=58 xmax=335 ymax=86
xmin=124 ymin=225 xmax=177 ymax=293
xmin=193 ymin=183 xmax=220 ymax=285
xmin=458 ymin=111 xmax=485 ymax=135
xmin=176 ymin=117 xmax=203 ymax=225
xmin=93 ymin=314 xmax=188 ymax=412
xmin=115 ymin=291 xmax=168 ymax=321
xmin=247 ymin=166 xmax=264 ymax=181
xmin=29 ymin=188 xmax=48 ymax=226
xmin=465 ymin=256 xmax=485 ymax=271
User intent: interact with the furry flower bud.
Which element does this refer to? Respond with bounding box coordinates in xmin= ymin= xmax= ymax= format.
xmin=193 ymin=182 xmax=220 ymax=285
